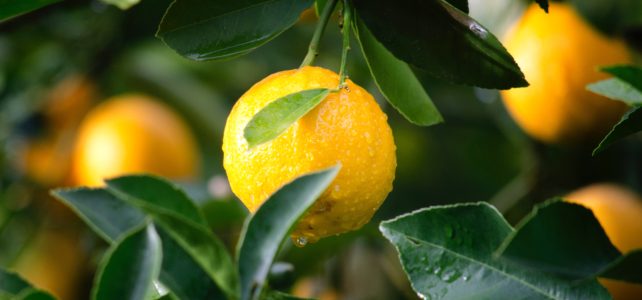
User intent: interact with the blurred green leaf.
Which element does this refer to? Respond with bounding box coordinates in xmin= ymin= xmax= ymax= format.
xmin=14 ymin=289 xmax=56 ymax=300
xmin=100 ymin=0 xmax=140 ymax=10
xmin=353 ymin=16 xmax=442 ymax=126
xmin=106 ymin=175 xmax=207 ymax=226
xmin=261 ymin=290 xmax=311 ymax=300
xmin=244 ymin=88 xmax=330 ymax=148
xmin=602 ymin=65 xmax=642 ymax=92
xmin=354 ymin=0 xmax=527 ymax=89
xmin=588 ymin=78 xmax=642 ymax=105
xmin=52 ymin=188 xmax=146 ymax=243
xmin=157 ymin=0 xmax=313 ymax=61
xmin=237 ymin=166 xmax=340 ymax=300
xmin=570 ymin=0 xmax=642 ymax=35
xmin=93 ymin=223 xmax=162 ymax=300
xmin=497 ymin=200 xmax=642 ymax=284
xmin=0 ymin=269 xmax=54 ymax=299
xmin=0 ymin=0 xmax=60 ymax=22
xmin=380 ymin=203 xmax=610 ymax=299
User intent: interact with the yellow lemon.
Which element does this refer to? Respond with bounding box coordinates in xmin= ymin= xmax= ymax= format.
xmin=566 ymin=184 xmax=642 ymax=300
xmin=223 ymin=66 xmax=396 ymax=244
xmin=72 ymin=94 xmax=200 ymax=186
xmin=501 ymin=3 xmax=631 ymax=144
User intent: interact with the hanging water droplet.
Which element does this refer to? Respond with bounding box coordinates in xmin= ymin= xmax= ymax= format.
xmin=462 ymin=275 xmax=469 ymax=281
xmin=293 ymin=236 xmax=308 ymax=247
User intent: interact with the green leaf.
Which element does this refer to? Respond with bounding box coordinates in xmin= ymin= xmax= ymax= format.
xmin=238 ymin=166 xmax=340 ymax=300
xmin=93 ymin=223 xmax=163 ymax=300
xmin=156 ymin=227 xmax=228 ymax=300
xmin=51 ymin=188 xmax=146 ymax=243
xmin=569 ymin=0 xmax=642 ymax=35
xmin=53 ymin=182 xmax=238 ymax=300
xmin=157 ymin=0 xmax=313 ymax=61
xmin=353 ymin=16 xmax=442 ymax=126
xmin=496 ymin=200 xmax=621 ymax=278
xmin=100 ymin=0 xmax=140 ymax=9
xmin=261 ymin=290 xmax=312 ymax=300
xmin=14 ymin=289 xmax=56 ymax=300
xmin=380 ymin=203 xmax=610 ymax=299
xmin=587 ymin=78 xmax=642 ymax=106
xmin=0 ymin=269 xmax=54 ymax=299
xmin=602 ymin=65 xmax=642 ymax=93
xmin=497 ymin=200 xmax=642 ymax=284
xmin=106 ymin=175 xmax=207 ymax=226
xmin=153 ymin=214 xmax=240 ymax=300
xmin=0 ymin=0 xmax=60 ymax=22
xmin=244 ymin=88 xmax=331 ymax=148
xmin=354 ymin=0 xmax=527 ymax=89
xmin=535 ymin=0 xmax=549 ymax=13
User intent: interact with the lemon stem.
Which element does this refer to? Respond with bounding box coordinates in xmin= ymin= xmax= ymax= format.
xmin=300 ymin=0 xmax=339 ymax=68
xmin=338 ymin=0 xmax=352 ymax=87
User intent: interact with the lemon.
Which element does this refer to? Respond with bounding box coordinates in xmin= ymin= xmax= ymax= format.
xmin=501 ymin=3 xmax=631 ymax=144
xmin=223 ymin=66 xmax=396 ymax=244
xmin=566 ymin=184 xmax=642 ymax=300
xmin=72 ymin=94 xmax=200 ymax=186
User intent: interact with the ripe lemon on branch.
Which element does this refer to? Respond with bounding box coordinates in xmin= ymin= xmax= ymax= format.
xmin=223 ymin=66 xmax=396 ymax=244
xmin=501 ymin=3 xmax=631 ymax=145
xmin=567 ymin=184 xmax=642 ymax=300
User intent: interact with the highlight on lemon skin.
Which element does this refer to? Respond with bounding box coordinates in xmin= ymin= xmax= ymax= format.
xmin=500 ymin=3 xmax=631 ymax=145
xmin=71 ymin=94 xmax=200 ymax=187
xmin=222 ymin=66 xmax=397 ymax=244
xmin=566 ymin=184 xmax=642 ymax=300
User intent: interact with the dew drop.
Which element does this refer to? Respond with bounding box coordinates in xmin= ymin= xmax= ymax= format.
xmin=469 ymin=23 xmax=487 ymax=38
xmin=293 ymin=236 xmax=308 ymax=247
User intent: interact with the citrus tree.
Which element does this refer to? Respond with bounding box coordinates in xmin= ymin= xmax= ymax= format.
xmin=1 ymin=0 xmax=642 ymax=299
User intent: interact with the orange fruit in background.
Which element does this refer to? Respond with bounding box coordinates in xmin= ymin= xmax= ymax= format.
xmin=292 ymin=277 xmax=338 ymax=300
xmin=223 ymin=66 xmax=396 ymax=244
xmin=566 ymin=184 xmax=642 ymax=300
xmin=500 ymin=3 xmax=631 ymax=145
xmin=11 ymin=227 xmax=87 ymax=300
xmin=72 ymin=94 xmax=200 ymax=186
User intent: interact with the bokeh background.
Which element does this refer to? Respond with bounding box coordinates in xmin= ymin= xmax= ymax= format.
xmin=0 ymin=0 xmax=640 ymax=299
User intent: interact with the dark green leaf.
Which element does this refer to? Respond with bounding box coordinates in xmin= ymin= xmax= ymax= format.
xmin=535 ymin=0 xmax=549 ymax=13
xmin=153 ymin=214 xmax=240 ymax=300
xmin=93 ymin=223 xmax=163 ymax=300
xmin=569 ymin=0 xmax=642 ymax=35
xmin=354 ymin=0 xmax=527 ymax=89
xmin=587 ymin=78 xmax=642 ymax=106
xmin=238 ymin=166 xmax=340 ymax=300
xmin=157 ymin=0 xmax=313 ymax=61
xmin=496 ymin=200 xmax=621 ymax=278
xmin=0 ymin=0 xmax=60 ymax=22
xmin=353 ymin=16 xmax=442 ymax=126
xmin=602 ymin=250 xmax=642 ymax=283
xmin=106 ymin=175 xmax=207 ymax=226
xmin=380 ymin=203 xmax=610 ymax=299
xmin=244 ymin=88 xmax=331 ymax=148
xmin=445 ymin=0 xmax=468 ymax=13
xmin=51 ymin=188 xmax=146 ymax=243
xmin=314 ymin=0 xmax=328 ymax=15
xmin=593 ymin=106 xmax=642 ymax=155
xmin=14 ymin=289 xmax=56 ymax=300
xmin=602 ymin=65 xmax=642 ymax=92
xmin=261 ymin=290 xmax=312 ymax=300
xmin=156 ymin=227 xmax=227 ymax=300
xmin=0 ymin=269 xmax=31 ymax=296
xmin=100 ymin=0 xmax=139 ymax=9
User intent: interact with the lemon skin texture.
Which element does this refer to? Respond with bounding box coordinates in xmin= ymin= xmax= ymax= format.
xmin=566 ymin=184 xmax=642 ymax=300
xmin=72 ymin=94 xmax=200 ymax=187
xmin=501 ymin=3 xmax=631 ymax=145
xmin=223 ymin=66 xmax=396 ymax=243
